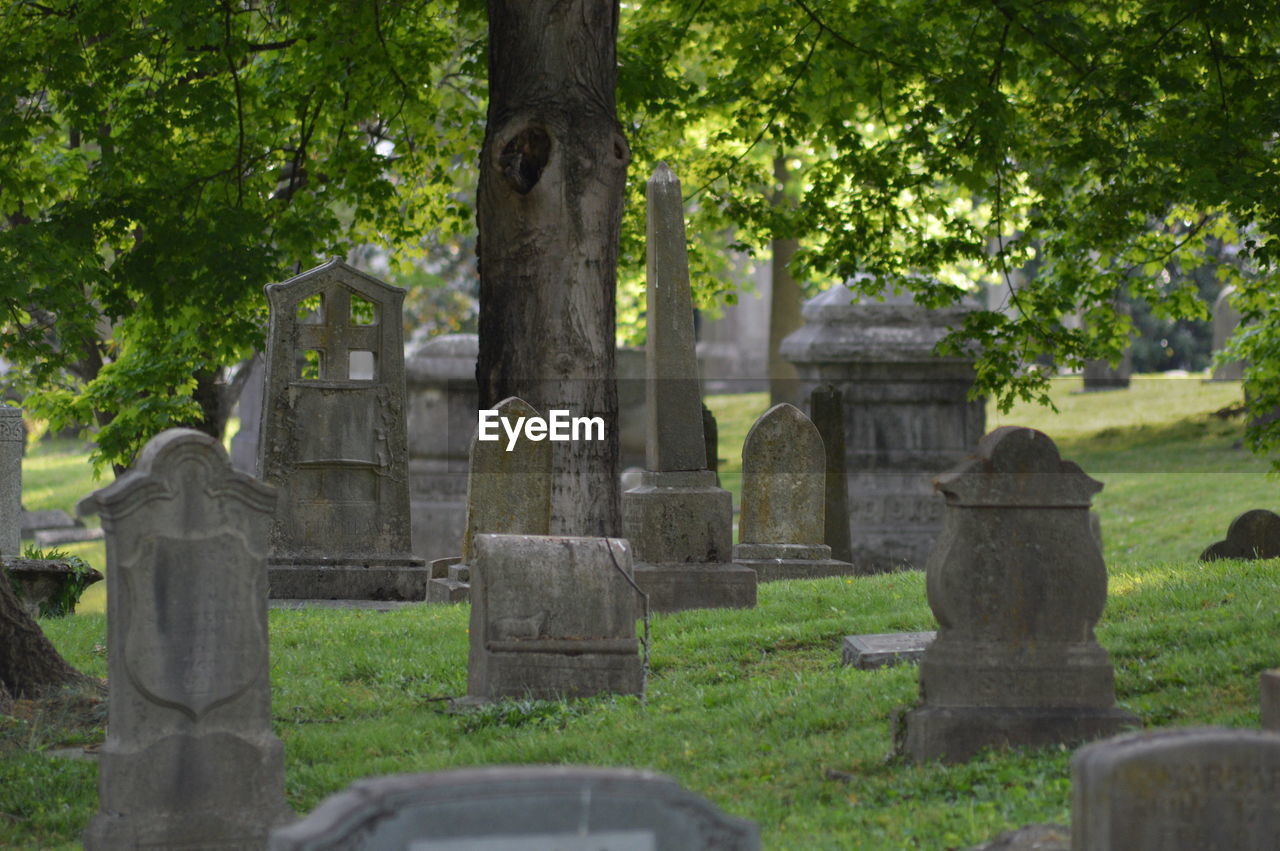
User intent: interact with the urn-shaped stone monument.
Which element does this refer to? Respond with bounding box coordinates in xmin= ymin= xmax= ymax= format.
xmin=902 ymin=426 xmax=1137 ymax=762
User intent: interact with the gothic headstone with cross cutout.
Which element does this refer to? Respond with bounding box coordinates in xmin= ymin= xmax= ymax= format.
xmin=901 ymin=426 xmax=1137 ymax=763
xmin=78 ymin=429 xmax=291 ymax=850
xmin=465 ymin=533 xmax=643 ymax=701
xmin=260 ymin=259 xmax=427 ymax=599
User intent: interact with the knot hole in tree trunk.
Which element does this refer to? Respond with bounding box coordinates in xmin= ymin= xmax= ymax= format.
xmin=499 ymin=126 xmax=551 ymax=195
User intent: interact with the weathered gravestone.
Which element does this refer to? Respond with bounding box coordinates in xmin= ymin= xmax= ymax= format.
xmin=1210 ymin=285 xmax=1245 ymax=381
xmin=260 ymin=259 xmax=427 ymax=600
xmin=20 ymin=508 xmax=79 ymax=539
xmin=78 ymin=429 xmax=291 ymax=849
xmin=733 ymin=403 xmax=858 ymax=580
xmin=467 ymin=534 xmax=643 ymax=701
xmin=1262 ymin=669 xmax=1280 ymax=732
xmin=405 ymin=333 xmax=479 ymax=563
xmin=1199 ymin=508 xmax=1280 ymax=561
xmin=1081 ymin=355 xmax=1132 ymax=391
xmin=1072 ymin=728 xmax=1280 ymax=850
xmin=780 ymin=280 xmax=985 ymax=571
xmin=841 ymin=632 xmax=935 ymax=670
xmin=622 ymin=164 xmax=756 ymax=613
xmin=269 ymin=766 xmax=760 ymax=850
xmin=426 ymin=396 xmax=551 ymax=603
xmin=902 ymin=426 xmax=1137 ymax=763
xmin=0 ymin=403 xmax=22 ymax=558
xmin=809 ymin=384 xmax=853 ymax=564
xmin=230 ymin=353 xmax=267 ymax=475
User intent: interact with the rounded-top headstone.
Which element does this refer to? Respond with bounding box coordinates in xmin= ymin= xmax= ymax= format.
xmin=1211 ymin=285 xmax=1244 ymax=381
xmin=739 ymin=403 xmax=825 ymax=546
xmin=1199 ymin=508 xmax=1280 ymax=561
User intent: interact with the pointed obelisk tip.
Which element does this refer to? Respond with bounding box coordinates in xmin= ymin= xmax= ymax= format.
xmin=649 ymin=161 xmax=679 ymax=188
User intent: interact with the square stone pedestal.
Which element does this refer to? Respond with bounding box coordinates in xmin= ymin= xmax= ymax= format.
xmin=902 ymin=705 xmax=1138 ymax=763
xmin=733 ymin=542 xmax=861 ymax=582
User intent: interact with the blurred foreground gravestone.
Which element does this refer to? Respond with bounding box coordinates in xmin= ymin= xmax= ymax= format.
xmin=79 ymin=429 xmax=291 ymax=849
xmin=260 ymin=259 xmax=426 ymax=600
xmin=1072 ymin=728 xmax=1280 ymax=850
xmin=269 ymin=766 xmax=760 ymax=850
xmin=902 ymin=426 xmax=1137 ymax=763
xmin=466 ymin=534 xmax=643 ymax=701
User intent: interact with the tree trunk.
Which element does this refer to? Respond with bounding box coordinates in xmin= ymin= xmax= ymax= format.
xmin=477 ymin=0 xmax=628 ymax=537
xmin=0 ymin=569 xmax=90 ymax=705
xmin=768 ymin=155 xmax=803 ymax=407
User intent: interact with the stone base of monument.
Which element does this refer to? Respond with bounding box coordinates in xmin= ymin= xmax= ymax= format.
xmin=902 ymin=705 xmax=1138 ymax=763
xmin=83 ymin=733 xmax=293 ymax=850
xmin=425 ymin=557 xmax=469 ymax=603
xmin=1262 ymin=669 xmax=1280 ymax=731
xmin=733 ymin=542 xmax=860 ymax=582
xmin=631 ymin=563 xmax=757 ymax=613
xmin=267 ymin=556 xmax=428 ymax=600
xmin=465 ymin=647 xmax=644 ymax=702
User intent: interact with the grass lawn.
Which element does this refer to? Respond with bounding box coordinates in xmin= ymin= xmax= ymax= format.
xmin=3 ymin=374 xmax=1278 ymax=849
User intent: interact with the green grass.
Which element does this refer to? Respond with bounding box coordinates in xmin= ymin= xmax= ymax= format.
xmin=5 ymin=375 xmax=1279 ymax=849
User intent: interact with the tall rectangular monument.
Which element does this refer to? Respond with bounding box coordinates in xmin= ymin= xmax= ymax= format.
xmin=260 ymin=259 xmax=427 ymax=599
xmin=622 ymin=163 xmax=756 ymax=612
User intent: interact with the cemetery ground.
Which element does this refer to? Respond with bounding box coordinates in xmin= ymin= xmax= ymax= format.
xmin=3 ymin=375 xmax=1278 ymax=849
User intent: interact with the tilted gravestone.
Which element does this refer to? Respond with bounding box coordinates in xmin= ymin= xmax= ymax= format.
xmin=1072 ymin=728 xmax=1280 ymax=850
xmin=467 ymin=533 xmax=643 ymax=701
xmin=809 ymin=384 xmax=853 ymax=564
xmin=0 ymin=403 xmax=23 ymax=558
xmin=405 ymin=333 xmax=479 ymax=563
xmin=78 ymin=429 xmax=291 ymax=849
xmin=1199 ymin=508 xmax=1280 ymax=561
xmin=780 ymin=280 xmax=985 ymax=572
xmin=1210 ymin=284 xmax=1244 ymax=381
xmin=902 ymin=426 xmax=1137 ymax=763
xmin=269 ymin=766 xmax=760 ymax=850
xmin=622 ymin=164 xmax=756 ymax=613
xmin=733 ymin=403 xmax=857 ymax=580
xmin=259 ymin=259 xmax=426 ymax=599
xmin=426 ymin=396 xmax=552 ymax=603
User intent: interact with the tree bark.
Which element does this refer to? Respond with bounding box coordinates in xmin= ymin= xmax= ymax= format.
xmin=0 ymin=569 xmax=91 ymax=705
xmin=477 ymin=0 xmax=628 ymax=536
xmin=768 ymin=155 xmax=803 ymax=407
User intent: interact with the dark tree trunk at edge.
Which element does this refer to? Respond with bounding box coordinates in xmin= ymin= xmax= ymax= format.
xmin=477 ymin=0 xmax=628 ymax=536
xmin=0 ymin=569 xmax=90 ymax=708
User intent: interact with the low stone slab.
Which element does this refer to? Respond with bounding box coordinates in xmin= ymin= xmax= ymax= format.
xmin=20 ymin=508 xmax=80 ymax=537
xmin=269 ymin=766 xmax=761 ymax=850
xmin=1072 ymin=727 xmax=1280 ymax=850
xmin=267 ymin=559 xmax=430 ymax=601
xmin=842 ymin=632 xmax=935 ymax=670
xmin=34 ymin=526 xmax=104 ymax=547
xmin=1200 ymin=509 xmax=1280 ymax=561
xmin=966 ymin=824 xmax=1069 ymax=851
xmin=1263 ymin=669 xmax=1280 ymax=731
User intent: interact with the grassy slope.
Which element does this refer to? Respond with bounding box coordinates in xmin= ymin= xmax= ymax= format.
xmin=5 ymin=376 xmax=1279 ymax=849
